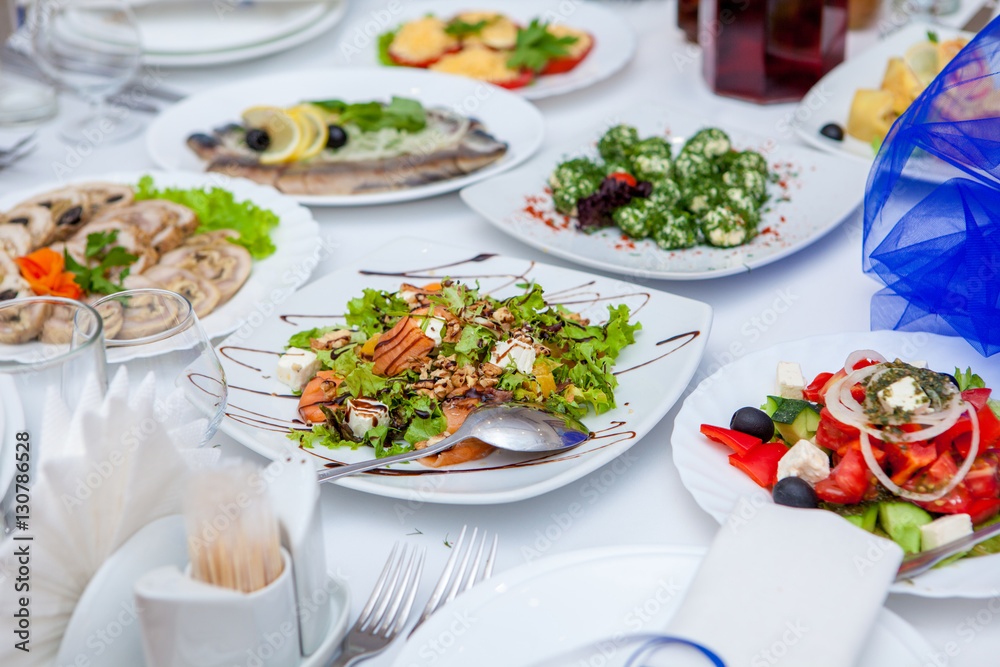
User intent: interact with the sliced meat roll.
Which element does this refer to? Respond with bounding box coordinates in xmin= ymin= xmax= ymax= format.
xmin=3 ymin=205 xmax=56 ymax=249
xmin=181 ymin=229 xmax=240 ymax=247
xmin=41 ymin=298 xmax=124 ymax=344
xmin=0 ymin=224 xmax=32 ymax=259
xmin=142 ymin=264 xmax=222 ymax=318
xmin=114 ymin=287 xmax=184 ymax=340
xmin=158 ymin=241 xmax=251 ymax=303
xmin=95 ymin=200 xmax=199 ymax=254
xmin=71 ymin=219 xmax=159 ymax=275
xmin=0 ymin=274 xmax=48 ymax=344
xmin=75 ymin=182 xmax=135 ymax=217
xmin=18 ymin=188 xmax=89 ymax=241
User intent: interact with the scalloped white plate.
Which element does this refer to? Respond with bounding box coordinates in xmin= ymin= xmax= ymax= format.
xmin=341 ymin=0 xmax=636 ymax=100
xmin=671 ymin=330 xmax=1000 ymax=598
xmin=212 ymin=238 xmax=712 ymax=504
xmin=0 ymin=170 xmax=321 ymax=345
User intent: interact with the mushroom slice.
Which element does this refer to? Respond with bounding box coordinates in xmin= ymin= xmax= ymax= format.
xmin=158 ymin=242 xmax=252 ymax=303
xmin=40 ymin=298 xmax=124 ymax=344
xmin=142 ymin=265 xmax=222 ymax=318
xmin=115 ymin=288 xmax=184 ymax=340
xmin=0 ymin=275 xmax=48 ymax=344
xmin=3 ymin=205 xmax=56 ymax=248
xmin=19 ymin=188 xmax=89 ymax=241
xmin=75 ymin=182 xmax=135 ymax=216
xmin=0 ymin=224 xmax=32 ymax=259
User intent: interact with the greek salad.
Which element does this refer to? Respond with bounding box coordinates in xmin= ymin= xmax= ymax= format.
xmin=700 ymin=350 xmax=1000 ymax=561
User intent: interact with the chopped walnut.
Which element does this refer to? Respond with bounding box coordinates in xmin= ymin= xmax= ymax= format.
xmin=310 ymin=329 xmax=352 ymax=351
xmin=491 ymin=307 xmax=514 ymax=325
xmin=566 ymin=312 xmax=590 ymax=326
xmin=480 ymin=362 xmax=502 ymax=377
xmin=479 ymin=377 xmax=499 ymax=389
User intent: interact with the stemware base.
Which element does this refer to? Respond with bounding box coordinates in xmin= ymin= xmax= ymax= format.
xmin=57 ymin=107 xmax=142 ymax=145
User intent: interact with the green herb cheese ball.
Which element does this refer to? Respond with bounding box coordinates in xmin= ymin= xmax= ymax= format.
xmin=653 ymin=211 xmax=700 ymax=250
xmin=683 ymin=128 xmax=731 ymax=158
xmin=613 ymin=198 xmax=657 ymax=238
xmin=598 ymin=124 xmax=640 ymax=163
xmin=649 ymin=178 xmax=682 ymax=209
xmin=672 ymin=151 xmax=716 ymax=183
xmin=630 ymin=136 xmax=672 ymax=159
xmin=632 ymin=153 xmax=672 ymax=181
xmin=683 ymin=182 xmax=720 ymax=214
xmin=730 ymin=150 xmax=769 ymax=176
xmin=603 ymin=161 xmax=631 ymax=177
xmin=552 ymin=178 xmax=601 ymax=217
xmin=549 ymin=157 xmax=603 ymax=191
xmin=701 ymin=206 xmax=754 ymax=247
xmin=722 ymin=187 xmax=760 ymax=225
xmin=723 ymin=169 xmax=767 ymax=203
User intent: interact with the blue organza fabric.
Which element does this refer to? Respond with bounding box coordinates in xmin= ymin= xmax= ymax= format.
xmin=863 ymin=21 xmax=1000 ymax=357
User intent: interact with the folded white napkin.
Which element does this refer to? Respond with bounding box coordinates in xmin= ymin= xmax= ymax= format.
xmin=534 ymin=501 xmax=903 ymax=667
xmin=0 ymin=367 xmax=217 ymax=666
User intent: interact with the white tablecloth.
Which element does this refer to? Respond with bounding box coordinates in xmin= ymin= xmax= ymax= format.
xmin=3 ymin=1 xmax=998 ymax=664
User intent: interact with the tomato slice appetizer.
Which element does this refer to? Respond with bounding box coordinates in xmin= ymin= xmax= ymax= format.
xmin=540 ymin=33 xmax=595 ymax=75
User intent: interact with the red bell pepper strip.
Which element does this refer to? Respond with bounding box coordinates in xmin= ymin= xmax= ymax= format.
xmin=700 ymin=424 xmax=762 ymax=456
xmin=803 ymin=372 xmax=833 ymax=402
xmin=728 ymin=442 xmax=789 ymax=488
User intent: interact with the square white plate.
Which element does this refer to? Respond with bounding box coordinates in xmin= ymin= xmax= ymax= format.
xmin=460 ymin=103 xmax=870 ymax=280
xmin=212 ymin=238 xmax=712 ymax=504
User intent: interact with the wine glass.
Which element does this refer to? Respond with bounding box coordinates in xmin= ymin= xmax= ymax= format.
xmin=0 ymin=296 xmax=108 ymax=534
xmin=87 ymin=288 xmax=228 ymax=447
xmin=31 ymin=0 xmax=143 ymax=144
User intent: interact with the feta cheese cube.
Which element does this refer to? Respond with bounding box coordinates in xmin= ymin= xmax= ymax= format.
xmin=776 ymin=439 xmax=830 ymax=486
xmin=276 ymin=349 xmax=320 ymax=393
xmin=920 ymin=514 xmax=973 ymax=551
xmin=776 ymin=361 xmax=805 ymax=400
xmin=491 ymin=338 xmax=536 ymax=374
xmin=345 ymin=399 xmax=389 ymax=439
xmin=877 ymin=376 xmax=931 ymax=415
xmin=422 ymin=317 xmax=446 ymax=346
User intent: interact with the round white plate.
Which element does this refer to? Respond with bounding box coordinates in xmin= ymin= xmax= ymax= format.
xmin=134 ymin=1 xmax=349 ymax=67
xmin=340 ymin=0 xmax=636 ymax=100
xmin=461 ymin=103 xmax=870 ymax=280
xmin=791 ymin=22 xmax=973 ymax=181
xmin=210 ymin=237 xmax=713 ymax=504
xmin=147 ymin=68 xmax=544 ymax=206
xmin=393 ymin=545 xmax=932 ymax=667
xmin=0 ymin=171 xmax=320 ymax=343
xmin=671 ymin=330 xmax=1000 ymax=598
xmin=56 ymin=515 xmax=351 ymax=667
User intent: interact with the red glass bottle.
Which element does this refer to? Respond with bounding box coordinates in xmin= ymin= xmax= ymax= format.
xmin=678 ymin=0 xmax=700 ymax=43
xmin=700 ymin=0 xmax=848 ymax=103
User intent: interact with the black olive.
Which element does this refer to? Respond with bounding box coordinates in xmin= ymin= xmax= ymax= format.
xmin=820 ymin=123 xmax=844 ymax=141
xmin=0 ymin=289 xmax=18 ymax=301
xmin=326 ymin=125 xmax=348 ymax=149
xmin=245 ymin=129 xmax=271 ymax=152
xmin=106 ymin=194 xmax=123 ymax=203
xmin=8 ymin=217 xmax=28 ymax=225
xmin=772 ymin=476 xmax=818 ymax=508
xmin=57 ymin=206 xmax=83 ymax=227
xmin=730 ymin=406 xmax=774 ymax=442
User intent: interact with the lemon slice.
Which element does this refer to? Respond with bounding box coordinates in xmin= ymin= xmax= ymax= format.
xmin=904 ymin=41 xmax=939 ymax=87
xmin=241 ymin=106 xmax=302 ymax=165
xmin=288 ymin=104 xmax=329 ymax=161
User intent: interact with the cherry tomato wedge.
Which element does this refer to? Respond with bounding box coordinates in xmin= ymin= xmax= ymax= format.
xmin=492 ymin=69 xmax=536 ymax=89
xmin=540 ymin=35 xmax=595 ymax=75
xmin=815 ymin=447 xmax=871 ymax=504
xmin=908 ymin=451 xmax=974 ymax=515
xmin=700 ymin=424 xmax=762 ymax=456
xmin=815 ymin=407 xmax=860 ymax=452
xmin=608 ymin=172 xmax=638 ymax=187
xmin=969 ymin=498 xmax=1000 ymax=526
xmin=803 ymin=372 xmax=833 ymax=402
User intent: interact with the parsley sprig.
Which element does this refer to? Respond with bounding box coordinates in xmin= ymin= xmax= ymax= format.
xmin=445 ymin=18 xmax=490 ymax=37
xmin=309 ymin=96 xmax=426 ymax=133
xmin=63 ymin=231 xmax=137 ymax=295
xmin=507 ymin=20 xmax=578 ymax=73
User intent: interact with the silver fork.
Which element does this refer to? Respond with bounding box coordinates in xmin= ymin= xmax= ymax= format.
xmin=329 ymin=543 xmax=425 ymax=667
xmin=409 ymin=526 xmax=498 ymax=638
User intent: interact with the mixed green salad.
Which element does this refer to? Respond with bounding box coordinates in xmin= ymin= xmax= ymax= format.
xmin=281 ymin=280 xmax=640 ymax=461
xmin=549 ymin=124 xmax=774 ymax=250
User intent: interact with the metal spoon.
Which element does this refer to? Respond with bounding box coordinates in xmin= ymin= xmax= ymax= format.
xmin=315 ymin=403 xmax=591 ymax=483
xmin=896 ymin=520 xmax=1000 ymax=582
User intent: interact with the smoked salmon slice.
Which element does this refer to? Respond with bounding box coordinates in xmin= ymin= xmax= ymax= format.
xmin=298 ymin=370 xmax=342 ymax=423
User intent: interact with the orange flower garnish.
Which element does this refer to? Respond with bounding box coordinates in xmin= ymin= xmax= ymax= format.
xmin=15 ymin=247 xmax=82 ymax=300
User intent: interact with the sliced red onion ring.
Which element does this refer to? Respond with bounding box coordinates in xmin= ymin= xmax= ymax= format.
xmin=844 ymin=349 xmax=888 ymax=372
xmin=859 ymin=403 xmax=980 ymax=502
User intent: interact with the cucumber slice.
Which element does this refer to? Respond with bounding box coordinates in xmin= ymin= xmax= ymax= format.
xmin=879 ymin=502 xmax=933 ymax=555
xmin=761 ymin=395 xmax=782 ymax=418
xmin=772 ymin=401 xmax=821 ymax=443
